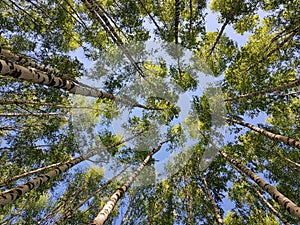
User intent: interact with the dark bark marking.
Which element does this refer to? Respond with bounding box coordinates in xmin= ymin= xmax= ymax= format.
xmin=61 ymin=78 xmax=67 ymax=88
xmin=49 ymin=74 xmax=56 ymax=86
xmin=15 ymin=189 xmax=23 ymax=199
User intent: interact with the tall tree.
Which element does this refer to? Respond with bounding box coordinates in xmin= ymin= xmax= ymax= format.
xmin=91 ymin=138 xmax=171 ymax=225
xmin=0 ymin=59 xmax=154 ymax=109
xmin=220 ymin=147 xmax=300 ymax=219
xmin=225 ymin=116 xmax=300 ymax=149
xmin=0 ymin=133 xmax=141 ymax=207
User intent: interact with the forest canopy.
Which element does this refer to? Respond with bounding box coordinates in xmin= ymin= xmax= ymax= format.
xmin=0 ymin=0 xmax=300 ymax=224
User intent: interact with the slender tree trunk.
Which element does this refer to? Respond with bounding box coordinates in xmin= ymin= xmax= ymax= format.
xmin=82 ymin=0 xmax=145 ymax=77
xmin=174 ymin=0 xmax=180 ymax=45
xmin=184 ymin=175 xmax=193 ymax=225
xmin=91 ymin=138 xmax=171 ymax=225
xmin=277 ymin=90 xmax=300 ymax=98
xmin=2 ymin=0 xmax=39 ymax=28
xmin=207 ymin=19 xmax=229 ymax=57
xmin=0 ymin=59 xmax=155 ymax=109
xmin=0 ymin=112 xmax=64 ymax=117
xmin=207 ymin=0 xmax=237 ymax=58
xmin=138 ymin=0 xmax=162 ymax=34
xmin=174 ymin=0 xmax=182 ymax=84
xmin=243 ymin=177 xmax=291 ymax=225
xmin=189 ymin=0 xmax=192 ymax=34
xmin=37 ymin=203 xmax=64 ymax=225
xmin=225 ymin=117 xmax=300 ymax=149
xmin=278 ymin=154 xmax=300 ymax=170
xmin=246 ymin=25 xmax=300 ymax=72
xmin=225 ymin=78 xmax=300 ymax=101
xmin=54 ymin=166 xmax=128 ymax=225
xmin=0 ymin=126 xmax=25 ymax=131
xmin=201 ymin=174 xmax=223 ymax=225
xmin=0 ymin=133 xmax=141 ymax=207
xmin=198 ymin=130 xmax=300 ymax=219
xmin=0 ymin=161 xmax=65 ymax=186
xmin=119 ymin=193 xmax=135 ymax=225
xmin=220 ymin=150 xmax=300 ymax=219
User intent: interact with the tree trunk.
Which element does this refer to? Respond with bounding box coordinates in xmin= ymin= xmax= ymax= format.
xmin=198 ymin=130 xmax=300 ymax=220
xmin=138 ymin=0 xmax=162 ymax=34
xmin=174 ymin=0 xmax=180 ymax=45
xmin=0 ymin=48 xmax=76 ymax=81
xmin=201 ymin=174 xmax=223 ymax=225
xmin=243 ymin=177 xmax=291 ymax=225
xmin=277 ymin=90 xmax=300 ymax=98
xmin=246 ymin=25 xmax=300 ymax=72
xmin=0 ymin=161 xmax=65 ymax=187
xmin=184 ymin=175 xmax=193 ymax=225
xmin=225 ymin=78 xmax=300 ymax=102
xmin=82 ymin=0 xmax=145 ymax=77
xmin=54 ymin=166 xmax=128 ymax=225
xmin=207 ymin=19 xmax=229 ymax=58
xmin=225 ymin=117 xmax=300 ymax=149
xmin=220 ymin=149 xmax=300 ymax=219
xmin=279 ymin=154 xmax=300 ymax=170
xmin=0 ymin=126 xmax=25 ymax=131
xmin=189 ymin=0 xmax=192 ymax=34
xmin=91 ymin=138 xmax=171 ymax=225
xmin=0 ymin=59 xmax=154 ymax=109
xmin=0 ymin=133 xmax=141 ymax=207
xmin=0 ymin=112 xmax=64 ymax=117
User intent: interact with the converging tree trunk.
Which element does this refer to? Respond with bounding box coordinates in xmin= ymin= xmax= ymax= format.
xmin=91 ymin=138 xmax=171 ymax=225
xmin=82 ymin=0 xmax=145 ymax=77
xmin=0 ymin=161 xmax=64 ymax=187
xmin=0 ymin=48 xmax=76 ymax=81
xmin=0 ymin=112 xmax=64 ymax=117
xmin=280 ymin=155 xmax=300 ymax=170
xmin=220 ymin=149 xmax=300 ymax=219
xmin=184 ymin=175 xmax=193 ymax=225
xmin=207 ymin=19 xmax=229 ymax=57
xmin=225 ymin=117 xmax=300 ymax=149
xmin=225 ymin=78 xmax=300 ymax=102
xmin=201 ymin=174 xmax=223 ymax=225
xmin=174 ymin=0 xmax=180 ymax=45
xmin=137 ymin=0 xmax=162 ymax=33
xmin=243 ymin=177 xmax=291 ymax=225
xmin=0 ymin=59 xmax=154 ymax=109
xmin=198 ymin=130 xmax=300 ymax=220
xmin=0 ymin=133 xmax=141 ymax=207
xmin=54 ymin=166 xmax=128 ymax=225
xmin=246 ymin=25 xmax=300 ymax=73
